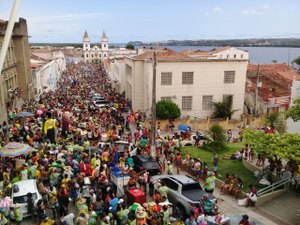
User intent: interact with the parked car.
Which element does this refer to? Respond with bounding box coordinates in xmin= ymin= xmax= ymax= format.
xmin=132 ymin=155 xmax=161 ymax=176
xmin=11 ymin=179 xmax=42 ymax=218
xmin=114 ymin=140 xmax=137 ymax=156
xmin=149 ymin=175 xmax=216 ymax=216
xmin=180 ymin=132 xmax=212 ymax=146
xmin=93 ymin=100 xmax=110 ymax=108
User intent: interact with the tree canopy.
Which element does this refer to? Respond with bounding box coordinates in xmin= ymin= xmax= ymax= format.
xmin=212 ymin=101 xmax=238 ymax=120
xmin=242 ymin=128 xmax=300 ymax=162
xmin=286 ymin=97 xmax=300 ymax=122
xmin=204 ymin=124 xmax=227 ymax=151
xmin=156 ymin=100 xmax=181 ymax=120
xmin=293 ymin=56 xmax=300 ymax=67
xmin=125 ymin=44 xmax=135 ymax=50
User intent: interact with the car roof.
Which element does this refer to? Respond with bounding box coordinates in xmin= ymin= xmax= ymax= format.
xmin=115 ymin=141 xmax=130 ymax=145
xmin=12 ymin=179 xmax=38 ymax=197
xmin=134 ymin=155 xmax=156 ymax=162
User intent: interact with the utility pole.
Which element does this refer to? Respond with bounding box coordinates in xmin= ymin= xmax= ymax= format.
xmin=150 ymin=51 xmax=157 ymax=158
xmin=254 ymin=63 xmax=260 ymax=116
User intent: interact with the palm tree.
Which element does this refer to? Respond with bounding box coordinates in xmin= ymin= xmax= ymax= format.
xmin=266 ymin=112 xmax=286 ymax=134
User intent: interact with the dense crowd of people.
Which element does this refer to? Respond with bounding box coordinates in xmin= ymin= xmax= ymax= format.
xmin=0 ymin=63 xmax=258 ymax=225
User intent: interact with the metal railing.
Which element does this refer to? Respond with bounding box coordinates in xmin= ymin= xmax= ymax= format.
xmin=257 ymin=177 xmax=291 ymax=196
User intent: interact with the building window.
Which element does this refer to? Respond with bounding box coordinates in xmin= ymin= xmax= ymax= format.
xmin=104 ymin=53 xmax=106 ymax=57
xmin=182 ymin=96 xmax=192 ymax=110
xmin=126 ymin=64 xmax=132 ymax=76
xmin=182 ymin=72 xmax=194 ymax=85
xmin=85 ymin=44 xmax=87 ymax=47
xmin=161 ymin=96 xmax=172 ymax=101
xmin=241 ymin=54 xmax=243 ymax=59
xmin=86 ymin=54 xmax=88 ymax=58
xmin=202 ymin=95 xmax=213 ymax=110
xmin=224 ymin=71 xmax=235 ymax=83
xmin=104 ymin=44 xmax=106 ymax=48
xmin=227 ymin=54 xmax=229 ymax=58
xmin=234 ymin=54 xmax=236 ymax=59
xmin=99 ymin=54 xmax=101 ymax=57
xmin=161 ymin=72 xmax=172 ymax=85
xmin=91 ymin=54 xmax=94 ymax=58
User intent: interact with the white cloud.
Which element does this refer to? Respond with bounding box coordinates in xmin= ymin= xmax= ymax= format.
xmin=241 ymin=9 xmax=263 ymax=15
xmin=241 ymin=10 xmax=249 ymax=15
xmin=261 ymin=4 xmax=270 ymax=9
xmin=213 ymin=7 xmax=222 ymax=12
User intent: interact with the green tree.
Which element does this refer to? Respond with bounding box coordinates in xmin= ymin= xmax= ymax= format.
xmin=125 ymin=44 xmax=135 ymax=50
xmin=212 ymin=101 xmax=238 ymax=120
xmin=293 ymin=56 xmax=300 ymax=67
xmin=204 ymin=124 xmax=227 ymax=151
xmin=242 ymin=129 xmax=300 ymax=162
xmin=286 ymin=97 xmax=300 ymax=122
xmin=156 ymin=100 xmax=181 ymax=120
xmin=266 ymin=112 xmax=286 ymax=134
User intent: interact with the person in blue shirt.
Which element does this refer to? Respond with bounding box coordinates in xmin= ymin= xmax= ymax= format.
xmin=184 ymin=212 xmax=197 ymax=225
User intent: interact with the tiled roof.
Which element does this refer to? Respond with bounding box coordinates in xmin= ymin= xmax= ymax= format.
xmin=246 ymin=64 xmax=300 ymax=101
xmin=210 ymin=46 xmax=231 ymax=54
xmin=181 ymin=49 xmax=212 ymax=57
xmin=132 ymin=48 xmax=191 ymax=61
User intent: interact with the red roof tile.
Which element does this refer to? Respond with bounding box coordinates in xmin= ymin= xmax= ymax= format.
xmin=132 ymin=48 xmax=191 ymax=61
xmin=246 ymin=64 xmax=300 ymax=101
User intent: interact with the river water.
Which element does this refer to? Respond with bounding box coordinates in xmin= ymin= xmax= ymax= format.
xmin=159 ymin=46 xmax=300 ymax=64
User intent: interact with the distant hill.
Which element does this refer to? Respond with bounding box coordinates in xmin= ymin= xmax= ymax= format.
xmin=30 ymin=38 xmax=300 ymax=48
xmin=128 ymin=38 xmax=300 ymax=48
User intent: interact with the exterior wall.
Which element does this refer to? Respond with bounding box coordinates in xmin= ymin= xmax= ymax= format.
xmin=287 ymin=80 xmax=300 ymax=134
xmin=155 ymin=60 xmax=248 ymax=119
xmin=215 ymin=47 xmax=249 ymax=61
xmin=126 ymin=58 xmax=248 ymax=120
xmin=33 ymin=51 xmax=66 ymax=99
xmin=0 ymin=18 xmax=32 ymax=123
xmin=244 ymin=92 xmax=267 ymax=114
xmin=12 ymin=18 xmax=34 ymax=101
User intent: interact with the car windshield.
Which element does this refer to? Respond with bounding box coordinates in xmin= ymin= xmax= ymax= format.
xmin=13 ymin=193 xmax=37 ymax=204
xmin=115 ymin=143 xmax=129 ymax=152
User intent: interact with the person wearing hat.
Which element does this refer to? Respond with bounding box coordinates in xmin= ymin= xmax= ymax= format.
xmin=239 ymin=214 xmax=251 ymax=225
xmin=204 ymin=171 xmax=216 ymax=194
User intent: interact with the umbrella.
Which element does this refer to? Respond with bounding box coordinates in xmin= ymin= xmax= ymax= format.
xmin=0 ymin=142 xmax=33 ymax=157
xmin=178 ymin=124 xmax=191 ymax=131
xmin=16 ymin=111 xmax=34 ymax=117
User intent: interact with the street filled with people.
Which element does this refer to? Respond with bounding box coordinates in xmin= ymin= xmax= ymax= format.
xmin=0 ymin=63 xmax=255 ymax=225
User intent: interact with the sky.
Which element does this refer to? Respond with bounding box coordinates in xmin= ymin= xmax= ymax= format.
xmin=0 ymin=0 xmax=299 ymax=43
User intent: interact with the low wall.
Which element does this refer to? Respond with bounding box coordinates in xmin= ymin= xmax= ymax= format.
xmin=144 ymin=115 xmax=266 ymax=132
xmin=256 ymin=189 xmax=288 ymax=206
xmin=243 ymin=158 xmax=260 ymax=173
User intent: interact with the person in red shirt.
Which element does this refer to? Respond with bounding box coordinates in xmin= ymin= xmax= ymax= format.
xmin=239 ymin=214 xmax=250 ymax=225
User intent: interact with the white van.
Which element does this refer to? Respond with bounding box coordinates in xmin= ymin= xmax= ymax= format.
xmin=11 ymin=179 xmax=42 ymax=217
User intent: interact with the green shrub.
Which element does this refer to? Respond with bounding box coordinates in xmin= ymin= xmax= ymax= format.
xmin=156 ymin=100 xmax=181 ymax=120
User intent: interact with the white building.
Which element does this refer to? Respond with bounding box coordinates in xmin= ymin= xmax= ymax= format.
xmin=31 ymin=51 xmax=66 ymax=98
xmin=123 ymin=47 xmax=249 ymax=120
xmin=83 ymin=30 xmax=109 ymax=63
xmin=287 ymin=79 xmax=300 ymax=134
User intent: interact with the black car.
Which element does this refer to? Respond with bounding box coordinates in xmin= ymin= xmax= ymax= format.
xmin=132 ymin=155 xmax=161 ymax=176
